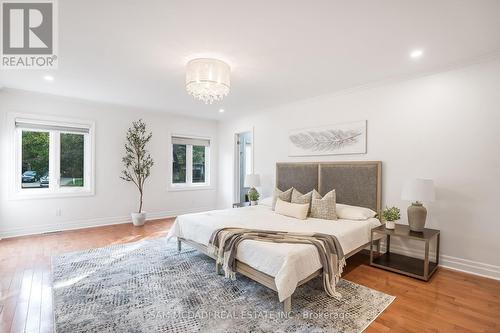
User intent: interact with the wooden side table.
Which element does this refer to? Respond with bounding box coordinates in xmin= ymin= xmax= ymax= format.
xmin=370 ymin=224 xmax=440 ymax=281
xmin=232 ymin=202 xmax=250 ymax=208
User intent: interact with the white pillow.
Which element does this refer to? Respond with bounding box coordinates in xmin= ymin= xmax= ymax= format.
xmin=336 ymin=203 xmax=377 ymax=220
xmin=274 ymin=199 xmax=309 ymax=220
xmin=259 ymin=196 xmax=273 ymax=207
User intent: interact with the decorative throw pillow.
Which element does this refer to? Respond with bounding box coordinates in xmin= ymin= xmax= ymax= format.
xmin=274 ymin=199 xmax=309 ymax=220
xmin=291 ymin=189 xmax=313 ymax=214
xmin=310 ymin=189 xmax=338 ymax=220
xmin=259 ymin=196 xmax=273 ymax=207
xmin=336 ymin=203 xmax=377 ymax=220
xmin=272 ymin=187 xmax=293 ymax=210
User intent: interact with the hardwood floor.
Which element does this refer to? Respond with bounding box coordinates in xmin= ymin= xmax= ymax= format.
xmin=1 ymin=219 xmax=499 ymax=332
xmin=0 ymin=219 xmax=174 ymax=333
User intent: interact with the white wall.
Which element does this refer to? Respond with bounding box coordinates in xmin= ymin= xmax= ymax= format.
xmin=0 ymin=89 xmax=218 ymax=238
xmin=217 ymin=59 xmax=500 ymax=279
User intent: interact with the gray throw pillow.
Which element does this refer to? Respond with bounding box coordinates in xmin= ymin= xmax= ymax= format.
xmin=272 ymin=187 xmax=293 ymax=210
xmin=310 ymin=189 xmax=338 ymax=220
xmin=291 ymin=189 xmax=313 ymax=214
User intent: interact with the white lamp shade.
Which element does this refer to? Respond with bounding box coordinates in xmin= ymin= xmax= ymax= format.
xmin=185 ymin=58 xmax=230 ymax=104
xmin=401 ymin=179 xmax=435 ymax=202
xmin=244 ymin=174 xmax=261 ymax=188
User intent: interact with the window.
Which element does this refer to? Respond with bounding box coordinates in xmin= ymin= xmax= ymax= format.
xmin=192 ymin=145 xmax=206 ymax=183
xmin=172 ymin=144 xmax=186 ymax=183
xmin=21 ymin=130 xmax=49 ymax=189
xmin=60 ymin=133 xmax=85 ymax=187
xmin=171 ymin=136 xmax=210 ymax=188
xmin=12 ymin=116 xmax=94 ymax=198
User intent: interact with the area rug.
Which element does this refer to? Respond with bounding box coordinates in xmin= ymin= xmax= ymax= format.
xmin=52 ymin=238 xmax=394 ymax=333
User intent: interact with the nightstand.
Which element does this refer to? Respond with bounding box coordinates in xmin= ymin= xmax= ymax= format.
xmin=232 ymin=202 xmax=250 ymax=208
xmin=370 ymin=224 xmax=440 ymax=281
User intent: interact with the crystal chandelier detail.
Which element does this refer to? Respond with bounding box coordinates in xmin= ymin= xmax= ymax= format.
xmin=186 ymin=58 xmax=231 ymax=104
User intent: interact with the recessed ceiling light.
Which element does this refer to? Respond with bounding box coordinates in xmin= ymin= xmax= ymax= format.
xmin=410 ymin=49 xmax=423 ymax=59
xmin=43 ymin=75 xmax=54 ymax=81
xmin=219 ymin=108 xmax=225 ymax=113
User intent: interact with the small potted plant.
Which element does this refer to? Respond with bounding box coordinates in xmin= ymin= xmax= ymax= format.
xmin=248 ymin=188 xmax=260 ymax=206
xmin=382 ymin=206 xmax=401 ymax=230
xmin=120 ymin=119 xmax=154 ymax=226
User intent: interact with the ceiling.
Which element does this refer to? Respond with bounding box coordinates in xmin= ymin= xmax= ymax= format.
xmin=1 ymin=0 xmax=500 ymax=119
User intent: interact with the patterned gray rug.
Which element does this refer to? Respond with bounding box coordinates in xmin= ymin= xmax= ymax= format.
xmin=52 ymin=238 xmax=394 ymax=333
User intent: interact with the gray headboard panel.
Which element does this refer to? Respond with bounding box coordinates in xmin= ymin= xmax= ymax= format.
xmin=276 ymin=161 xmax=382 ymax=212
xmin=276 ymin=163 xmax=319 ymax=194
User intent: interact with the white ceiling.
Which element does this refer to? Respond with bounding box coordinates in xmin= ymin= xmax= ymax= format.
xmin=1 ymin=0 xmax=500 ymax=119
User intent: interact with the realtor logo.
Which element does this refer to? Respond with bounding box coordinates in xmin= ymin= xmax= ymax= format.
xmin=1 ymin=0 xmax=58 ymax=68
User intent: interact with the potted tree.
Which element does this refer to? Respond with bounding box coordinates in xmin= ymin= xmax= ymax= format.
xmin=120 ymin=119 xmax=154 ymax=226
xmin=382 ymin=206 xmax=401 ymax=230
xmin=248 ymin=189 xmax=260 ymax=206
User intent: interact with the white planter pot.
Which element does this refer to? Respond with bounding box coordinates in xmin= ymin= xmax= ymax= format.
xmin=385 ymin=219 xmax=398 ymax=230
xmin=131 ymin=212 xmax=146 ymax=226
xmin=250 ymin=200 xmax=258 ymax=206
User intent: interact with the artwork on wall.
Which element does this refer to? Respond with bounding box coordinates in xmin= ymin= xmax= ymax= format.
xmin=288 ymin=120 xmax=367 ymax=156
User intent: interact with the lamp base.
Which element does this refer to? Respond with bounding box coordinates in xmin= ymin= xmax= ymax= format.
xmin=408 ymin=202 xmax=427 ymax=232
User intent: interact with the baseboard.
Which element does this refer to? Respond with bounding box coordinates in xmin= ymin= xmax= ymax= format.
xmin=379 ymin=243 xmax=500 ymax=281
xmin=439 ymin=255 xmax=500 ymax=280
xmin=0 ymin=206 xmax=214 ymax=239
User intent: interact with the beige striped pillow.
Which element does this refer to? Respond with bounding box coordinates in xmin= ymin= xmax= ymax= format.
xmin=275 ymin=199 xmax=309 ymax=220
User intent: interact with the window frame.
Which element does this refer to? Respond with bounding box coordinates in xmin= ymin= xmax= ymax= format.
xmin=168 ymin=134 xmax=212 ymax=191
xmin=9 ymin=113 xmax=95 ymax=200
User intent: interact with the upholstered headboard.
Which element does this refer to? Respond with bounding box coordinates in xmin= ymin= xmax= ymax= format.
xmin=276 ymin=161 xmax=382 ymax=212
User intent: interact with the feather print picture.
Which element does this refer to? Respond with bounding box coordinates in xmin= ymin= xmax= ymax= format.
xmin=288 ymin=120 xmax=367 ymax=156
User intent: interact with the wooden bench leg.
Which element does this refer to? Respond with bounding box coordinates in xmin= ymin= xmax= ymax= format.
xmin=177 ymin=239 xmax=182 ymax=252
xmin=216 ymin=262 xmax=223 ymax=275
xmin=283 ymin=296 xmax=291 ymax=313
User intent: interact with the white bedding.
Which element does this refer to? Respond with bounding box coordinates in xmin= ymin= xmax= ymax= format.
xmin=167 ymin=205 xmax=380 ymax=301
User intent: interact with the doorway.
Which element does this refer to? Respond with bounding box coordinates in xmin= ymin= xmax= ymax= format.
xmin=235 ymin=131 xmax=253 ymax=203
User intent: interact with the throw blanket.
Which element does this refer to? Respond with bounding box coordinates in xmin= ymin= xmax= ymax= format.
xmin=208 ymin=228 xmax=346 ymax=298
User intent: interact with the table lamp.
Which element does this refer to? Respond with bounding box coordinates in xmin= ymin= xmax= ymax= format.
xmin=401 ymin=179 xmax=435 ymax=232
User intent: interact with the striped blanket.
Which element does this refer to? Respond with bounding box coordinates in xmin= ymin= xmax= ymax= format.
xmin=208 ymin=228 xmax=346 ymax=298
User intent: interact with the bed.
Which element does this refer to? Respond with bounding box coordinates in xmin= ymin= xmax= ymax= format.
xmin=167 ymin=161 xmax=383 ymax=312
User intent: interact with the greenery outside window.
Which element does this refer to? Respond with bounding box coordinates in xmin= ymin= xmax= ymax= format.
xmin=171 ymin=136 xmax=210 ymax=188
xmin=12 ymin=115 xmax=94 ymax=198
xmin=172 ymin=144 xmax=186 ymax=184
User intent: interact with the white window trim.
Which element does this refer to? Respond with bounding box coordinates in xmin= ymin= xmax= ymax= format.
xmin=8 ymin=112 xmax=96 ymax=200
xmin=168 ymin=134 xmax=213 ymax=191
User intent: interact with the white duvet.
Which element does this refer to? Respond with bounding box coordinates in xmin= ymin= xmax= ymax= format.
xmin=167 ymin=205 xmax=380 ymax=301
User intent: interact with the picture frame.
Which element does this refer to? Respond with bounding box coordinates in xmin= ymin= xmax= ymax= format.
xmin=288 ymin=120 xmax=367 ymax=156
